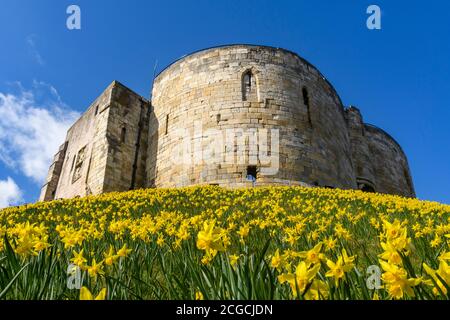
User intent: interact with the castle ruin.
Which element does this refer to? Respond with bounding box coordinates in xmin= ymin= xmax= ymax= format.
xmin=39 ymin=44 xmax=415 ymax=201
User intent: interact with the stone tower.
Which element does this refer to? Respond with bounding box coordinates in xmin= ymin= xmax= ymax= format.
xmin=40 ymin=44 xmax=415 ymax=201
xmin=40 ymin=81 xmax=150 ymax=201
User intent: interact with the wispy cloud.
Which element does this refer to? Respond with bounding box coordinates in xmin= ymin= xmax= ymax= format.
xmin=0 ymin=177 xmax=22 ymax=209
xmin=26 ymin=34 xmax=45 ymax=66
xmin=0 ymin=82 xmax=79 ymax=184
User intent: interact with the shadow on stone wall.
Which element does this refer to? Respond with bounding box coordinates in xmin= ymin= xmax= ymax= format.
xmin=145 ymin=105 xmax=159 ymax=188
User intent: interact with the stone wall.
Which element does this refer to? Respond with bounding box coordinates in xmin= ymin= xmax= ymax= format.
xmin=345 ymin=106 xmax=415 ymax=197
xmin=364 ymin=124 xmax=415 ymax=197
xmin=39 ymin=141 xmax=68 ymax=201
xmin=40 ymin=44 xmax=415 ymax=201
xmin=39 ymin=81 xmax=149 ymax=201
xmin=345 ymin=107 xmax=377 ymax=190
xmin=102 ymin=83 xmax=150 ymax=193
xmin=148 ymin=45 xmax=356 ymax=189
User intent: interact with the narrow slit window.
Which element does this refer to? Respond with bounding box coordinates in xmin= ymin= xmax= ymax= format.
xmin=121 ymin=127 xmax=127 ymax=143
xmin=95 ymin=105 xmax=99 ymax=115
xmin=242 ymin=71 xmax=252 ymax=101
xmin=165 ymin=114 xmax=169 ymax=135
xmin=302 ymin=87 xmax=312 ymax=127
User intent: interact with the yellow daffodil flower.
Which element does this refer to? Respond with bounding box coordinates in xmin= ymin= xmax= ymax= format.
xmin=80 ymin=287 xmax=107 ymax=300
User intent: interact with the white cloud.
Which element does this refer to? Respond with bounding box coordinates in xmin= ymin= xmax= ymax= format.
xmin=26 ymin=34 xmax=45 ymax=66
xmin=0 ymin=177 xmax=22 ymax=209
xmin=0 ymin=82 xmax=79 ymax=184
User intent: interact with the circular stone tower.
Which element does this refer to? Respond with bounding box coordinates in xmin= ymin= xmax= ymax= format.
xmin=147 ymin=44 xmax=357 ymax=189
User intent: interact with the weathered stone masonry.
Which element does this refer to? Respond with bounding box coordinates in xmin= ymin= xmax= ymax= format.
xmin=40 ymin=45 xmax=415 ymax=201
xmin=40 ymin=81 xmax=150 ymax=200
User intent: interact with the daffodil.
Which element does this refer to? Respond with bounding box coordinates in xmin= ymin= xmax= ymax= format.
xmin=195 ymin=291 xmax=204 ymax=300
xmin=423 ymin=260 xmax=450 ymax=296
xmin=117 ymin=244 xmax=132 ymax=258
xmin=87 ymin=258 xmax=105 ymax=278
xmin=323 ymin=237 xmax=337 ymax=251
xmin=439 ymin=251 xmax=450 ymax=261
xmin=278 ymin=261 xmax=320 ymax=298
xmin=304 ymin=279 xmax=329 ymax=300
xmin=270 ymin=249 xmax=285 ymax=271
xmin=237 ymin=224 xmax=250 ymax=242
xmin=298 ymin=243 xmax=324 ymax=265
xmin=341 ymin=249 xmax=356 ymax=270
xmin=379 ymin=260 xmax=421 ymax=299
xmin=103 ymin=245 xmax=119 ymax=266
xmin=33 ymin=235 xmax=51 ymax=252
xmin=71 ymin=249 xmax=87 ymax=268
xmin=80 ymin=287 xmax=107 ymax=300
xmin=229 ymin=254 xmax=239 ymax=270
xmin=14 ymin=234 xmax=35 ymax=256
xmin=379 ymin=241 xmax=403 ymax=265
xmin=197 ymin=220 xmax=225 ymax=252
xmin=383 ymin=219 xmax=404 ymax=241
xmin=1 ymin=184 xmax=450 ymax=300
xmin=325 ymin=249 xmax=355 ymax=287
xmin=325 ymin=258 xmax=345 ymax=287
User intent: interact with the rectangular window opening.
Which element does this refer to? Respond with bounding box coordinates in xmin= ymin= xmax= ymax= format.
xmin=302 ymin=87 xmax=312 ymax=128
xmin=121 ymin=127 xmax=127 ymax=143
xmin=246 ymin=166 xmax=257 ymax=182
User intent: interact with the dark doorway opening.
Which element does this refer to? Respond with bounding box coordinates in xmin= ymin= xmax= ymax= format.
xmin=246 ymin=166 xmax=257 ymax=182
xmin=361 ymin=184 xmax=375 ymax=193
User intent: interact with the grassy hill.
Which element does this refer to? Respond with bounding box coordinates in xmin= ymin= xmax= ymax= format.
xmin=0 ymin=186 xmax=449 ymax=300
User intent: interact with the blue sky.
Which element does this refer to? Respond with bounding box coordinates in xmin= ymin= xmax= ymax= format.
xmin=0 ymin=0 xmax=449 ymax=206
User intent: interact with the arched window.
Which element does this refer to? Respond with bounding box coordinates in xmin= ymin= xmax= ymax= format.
xmin=242 ymin=70 xmax=254 ymax=101
xmin=302 ymin=87 xmax=312 ymax=127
